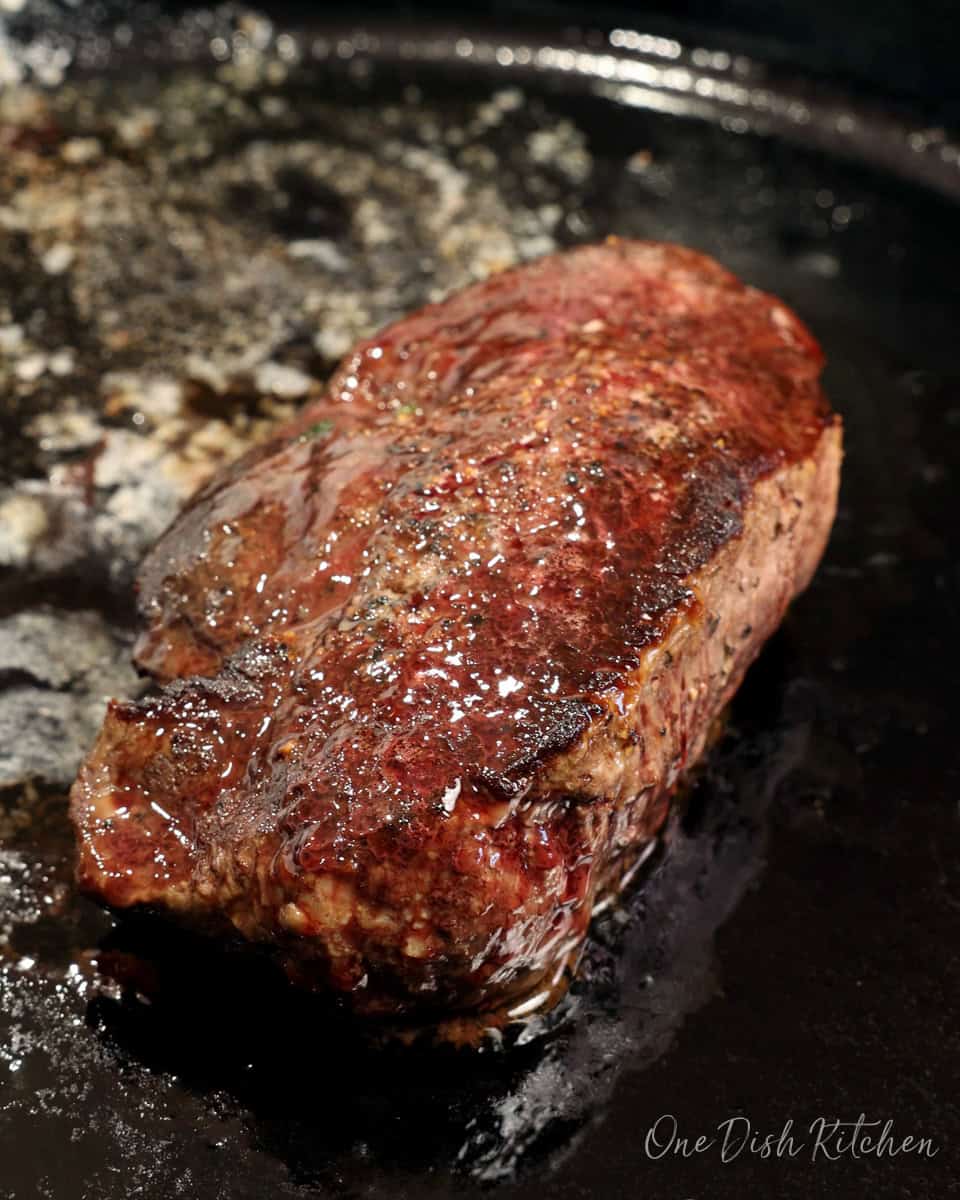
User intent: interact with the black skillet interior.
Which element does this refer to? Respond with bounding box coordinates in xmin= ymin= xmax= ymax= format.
xmin=0 ymin=9 xmax=958 ymax=1200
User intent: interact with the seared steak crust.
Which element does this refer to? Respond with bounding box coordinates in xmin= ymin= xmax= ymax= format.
xmin=71 ymin=240 xmax=841 ymax=1023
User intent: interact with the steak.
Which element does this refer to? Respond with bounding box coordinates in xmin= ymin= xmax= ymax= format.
xmin=70 ymin=240 xmax=841 ymax=1031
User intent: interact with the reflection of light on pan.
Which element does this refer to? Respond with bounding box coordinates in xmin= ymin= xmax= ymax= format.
xmin=302 ymin=27 xmax=960 ymax=198
xmin=4 ymin=11 xmax=959 ymax=194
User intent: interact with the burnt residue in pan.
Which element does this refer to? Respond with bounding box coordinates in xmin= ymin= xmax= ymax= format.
xmin=1 ymin=13 xmax=959 ymax=1200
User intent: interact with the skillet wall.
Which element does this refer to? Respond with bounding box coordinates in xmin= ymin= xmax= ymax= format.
xmin=157 ymin=0 xmax=960 ymax=112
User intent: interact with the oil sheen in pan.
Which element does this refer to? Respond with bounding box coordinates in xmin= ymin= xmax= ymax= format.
xmin=0 ymin=11 xmax=957 ymax=1200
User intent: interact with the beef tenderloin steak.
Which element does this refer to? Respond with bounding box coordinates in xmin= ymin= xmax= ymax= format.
xmin=71 ymin=240 xmax=841 ymax=1029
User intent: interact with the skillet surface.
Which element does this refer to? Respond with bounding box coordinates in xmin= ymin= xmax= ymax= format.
xmin=0 ymin=9 xmax=958 ymax=1199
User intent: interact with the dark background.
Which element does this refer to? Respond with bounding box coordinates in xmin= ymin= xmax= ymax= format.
xmin=235 ymin=0 xmax=960 ymax=115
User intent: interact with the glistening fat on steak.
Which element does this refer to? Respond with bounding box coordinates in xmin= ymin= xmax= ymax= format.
xmin=71 ymin=240 xmax=841 ymax=1029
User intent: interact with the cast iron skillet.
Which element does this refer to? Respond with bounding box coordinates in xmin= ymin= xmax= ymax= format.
xmin=0 ymin=7 xmax=958 ymax=1199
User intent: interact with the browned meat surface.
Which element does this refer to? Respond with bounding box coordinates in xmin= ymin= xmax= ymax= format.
xmin=70 ymin=239 xmax=841 ymax=1029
